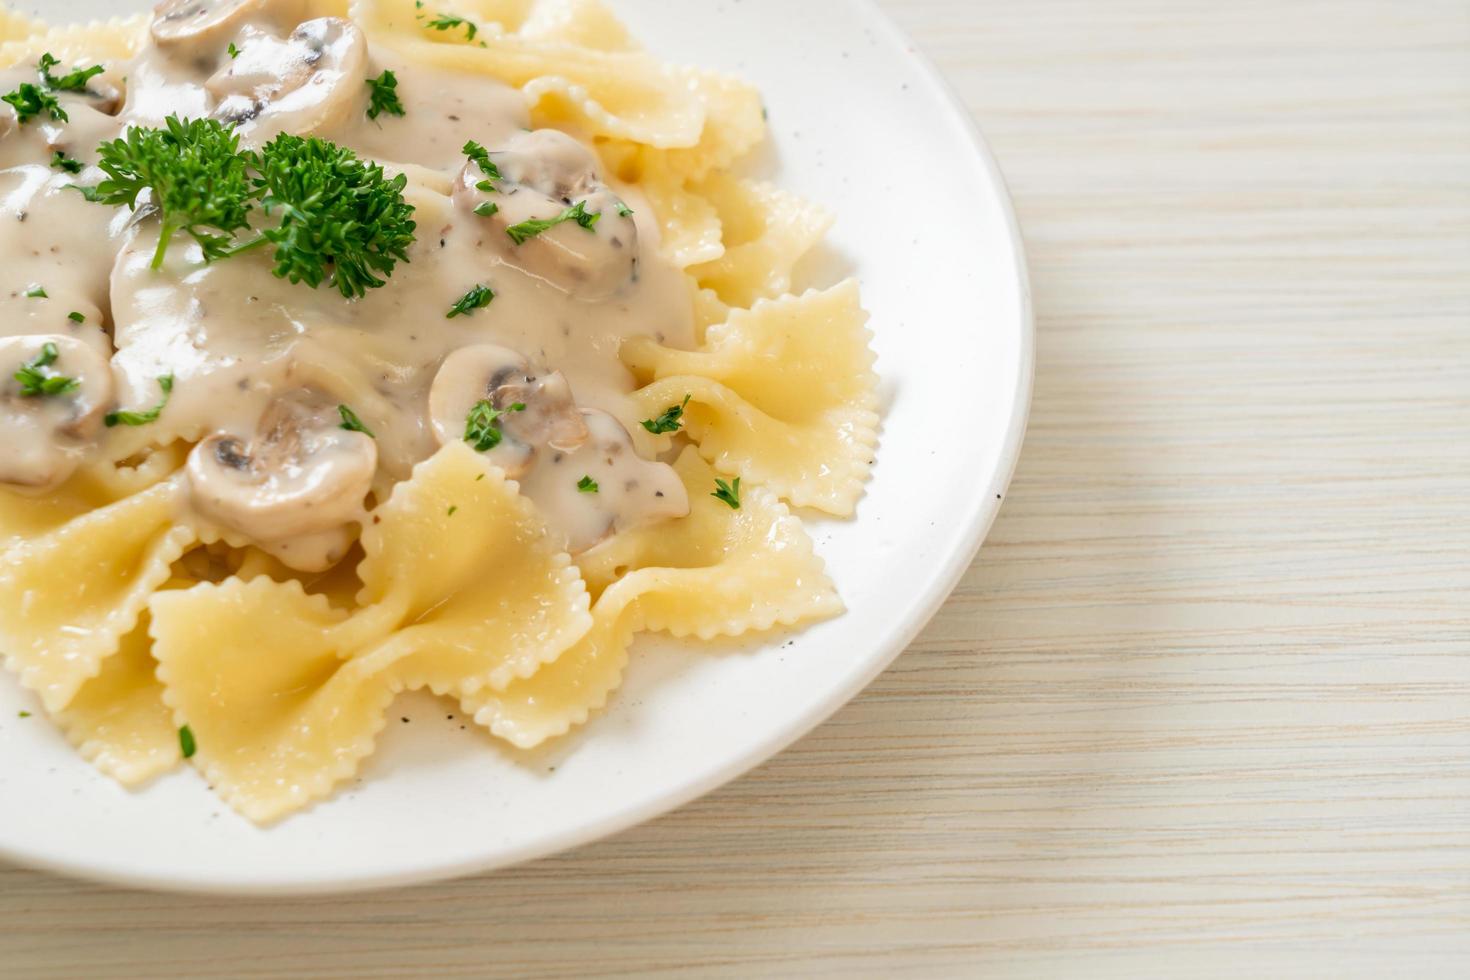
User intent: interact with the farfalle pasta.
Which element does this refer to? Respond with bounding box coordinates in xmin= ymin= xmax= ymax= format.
xmin=0 ymin=0 xmax=876 ymax=822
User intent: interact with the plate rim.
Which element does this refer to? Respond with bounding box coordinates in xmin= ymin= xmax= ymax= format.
xmin=0 ymin=0 xmax=1034 ymax=895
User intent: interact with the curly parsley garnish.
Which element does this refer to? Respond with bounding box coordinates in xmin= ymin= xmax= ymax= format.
xmin=424 ymin=14 xmax=478 ymax=41
xmin=577 ymin=475 xmax=599 ymax=493
xmin=105 ymin=375 xmax=173 ymax=427
xmin=86 ymin=116 xmax=254 ymax=268
xmin=50 ymin=150 xmax=82 ymax=174
xmin=641 ymin=394 xmax=690 ymax=435
xmin=14 ymin=342 xmax=78 ymax=398
xmin=447 ymin=283 xmax=495 ymax=318
xmin=711 ymin=477 xmax=741 ymax=510
xmin=506 ymin=201 xmax=599 ymax=245
xmin=464 ymin=399 xmax=524 ymax=452
xmin=462 ymin=139 xmax=501 ymax=184
xmin=366 ymin=69 xmax=405 ymax=120
xmin=337 ymin=404 xmax=375 ymax=437
xmin=242 ymin=133 xmax=417 ymax=299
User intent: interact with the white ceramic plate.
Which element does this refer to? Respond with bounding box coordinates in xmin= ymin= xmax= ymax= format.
xmin=0 ymin=0 xmax=1032 ymax=894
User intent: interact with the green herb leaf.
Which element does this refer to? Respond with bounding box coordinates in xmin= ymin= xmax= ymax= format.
xmin=464 ymin=399 xmax=524 ymax=452
xmin=38 ymin=52 xmax=104 ymax=93
xmin=640 ymin=394 xmax=690 ymax=435
xmin=473 ymin=200 xmax=498 ymax=217
xmin=447 ymin=505 xmax=458 ymax=516
xmin=14 ymin=341 xmax=78 ymax=398
xmin=505 ymin=200 xmax=600 ymax=245
xmin=246 ymin=133 xmax=418 ymax=299
xmin=67 ymin=310 xmax=85 ymax=323
xmin=179 ymin=724 xmax=196 ymax=759
xmin=462 ymin=139 xmax=501 ymax=182
xmin=711 ymin=477 xmax=741 ymax=510
xmin=227 ymin=42 xmax=241 ymax=58
xmin=337 ymin=403 xmax=375 ymax=437
xmin=365 ymin=69 xmax=405 ymax=120
xmin=50 ymin=150 xmax=83 ymax=174
xmin=424 ymin=14 xmax=478 ymax=40
xmin=24 ymin=285 xmax=47 ymax=298
xmin=104 ymin=374 xmax=173 ymax=427
xmin=447 ymin=283 xmax=494 ymax=318
xmin=577 ymin=475 xmax=599 ymax=493
xmin=2 ymin=82 xmax=65 ymax=124
xmin=616 ymin=202 xmax=634 ymax=218
xmin=85 ymin=116 xmax=254 ymax=269
xmin=17 ymin=710 xmax=31 ymax=718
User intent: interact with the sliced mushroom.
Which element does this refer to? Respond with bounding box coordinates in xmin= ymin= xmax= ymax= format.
xmin=186 ymin=390 xmax=376 ymax=556
xmin=151 ymin=0 xmax=307 ymax=49
xmin=519 ymin=410 xmax=690 ymax=553
xmin=0 ymin=334 xmax=113 ymax=492
xmin=455 ymin=129 xmax=639 ymax=301
xmin=429 ymin=344 xmax=589 ymax=479
xmin=206 ymin=17 xmax=368 ymax=139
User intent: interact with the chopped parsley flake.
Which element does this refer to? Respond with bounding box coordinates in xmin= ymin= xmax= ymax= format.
xmin=14 ymin=342 xmax=78 ymax=398
xmin=227 ymin=42 xmax=241 ymax=59
xmin=50 ymin=150 xmax=83 ymax=174
xmin=711 ymin=477 xmax=741 ymax=510
xmin=337 ymin=404 xmax=375 ymax=437
xmin=179 ymin=724 xmax=196 ymax=759
xmin=462 ymin=139 xmax=501 ymax=182
xmin=641 ymin=394 xmax=690 ymax=435
xmin=616 ymin=202 xmax=634 ymax=218
xmin=38 ymin=53 xmax=104 ymax=93
xmin=577 ymin=475 xmax=599 ymax=493
xmin=447 ymin=283 xmax=495 ymax=318
xmin=506 ymin=200 xmax=599 ymax=245
xmin=105 ymin=374 xmax=173 ymax=427
xmin=366 ymin=69 xmax=405 ymax=120
xmin=24 ymin=285 xmax=47 ymax=298
xmin=17 ymin=710 xmax=30 ymax=718
xmin=464 ymin=399 xmax=524 ymax=452
xmin=447 ymin=505 xmax=458 ymax=516
xmin=473 ymin=200 xmax=498 ymax=217
xmin=2 ymin=82 xmax=65 ymax=124
xmin=67 ymin=311 xmax=85 ymax=323
xmin=424 ymin=14 xmax=478 ymax=41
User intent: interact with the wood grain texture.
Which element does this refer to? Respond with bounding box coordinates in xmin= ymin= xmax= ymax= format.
xmin=3 ymin=0 xmax=1469 ymax=975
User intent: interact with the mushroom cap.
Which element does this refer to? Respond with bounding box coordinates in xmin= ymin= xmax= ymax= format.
xmin=455 ymin=129 xmax=640 ymax=302
xmin=151 ymin=0 xmax=307 ymax=48
xmin=0 ymin=334 xmax=113 ymax=492
xmin=429 ymin=344 xmax=590 ymax=479
xmin=186 ymin=392 xmax=377 ymax=543
xmin=207 ymin=17 xmax=368 ymax=140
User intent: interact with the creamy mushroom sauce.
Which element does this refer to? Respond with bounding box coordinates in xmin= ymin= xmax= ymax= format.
xmin=0 ymin=0 xmax=696 ymax=569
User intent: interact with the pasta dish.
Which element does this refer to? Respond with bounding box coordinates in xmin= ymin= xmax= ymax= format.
xmin=0 ymin=0 xmax=878 ymax=822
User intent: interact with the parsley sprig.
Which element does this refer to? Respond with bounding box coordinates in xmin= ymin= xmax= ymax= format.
xmin=506 ymin=200 xmax=600 ymax=245
xmin=86 ymin=116 xmax=254 ymax=269
xmin=464 ymin=399 xmax=524 ymax=452
xmin=641 ymin=395 xmax=691 ymax=435
xmin=105 ymin=375 xmax=173 ymax=427
xmin=13 ymin=342 xmax=78 ymax=398
xmin=243 ymin=133 xmax=417 ymax=299
xmin=79 ymin=118 xmax=417 ymax=298
xmin=38 ymin=53 xmax=103 ymax=93
xmin=366 ymin=69 xmax=405 ymax=120
xmin=462 ymin=140 xmax=501 ymax=183
xmin=2 ymin=52 xmax=106 ymax=125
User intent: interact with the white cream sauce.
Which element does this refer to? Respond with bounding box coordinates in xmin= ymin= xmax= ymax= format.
xmin=0 ymin=0 xmax=695 ymax=568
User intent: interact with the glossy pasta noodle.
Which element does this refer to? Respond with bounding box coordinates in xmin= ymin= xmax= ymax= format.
xmin=0 ymin=0 xmax=877 ymax=822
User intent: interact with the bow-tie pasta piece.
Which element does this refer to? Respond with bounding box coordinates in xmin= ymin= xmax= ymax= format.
xmin=464 ymin=448 xmax=842 ymax=748
xmin=0 ymin=12 xmax=149 ymax=68
xmin=53 ymin=614 xmax=180 ymax=787
xmin=353 ymin=442 xmax=593 ymax=697
xmin=0 ymin=477 xmax=195 ymax=712
xmin=150 ymin=576 xmax=401 ymax=824
xmin=686 ymin=175 xmax=832 ymax=309
xmin=625 ymin=280 xmax=879 ymax=515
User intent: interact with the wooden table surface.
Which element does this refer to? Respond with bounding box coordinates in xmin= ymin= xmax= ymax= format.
xmin=4 ymin=1 xmax=1469 ymax=976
